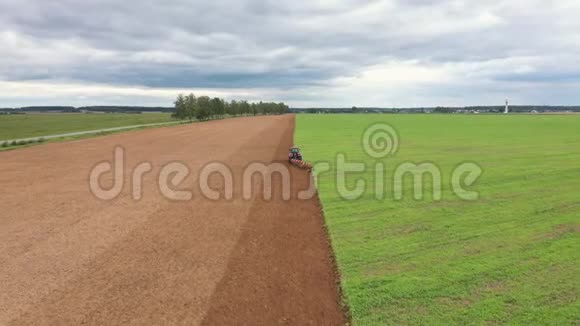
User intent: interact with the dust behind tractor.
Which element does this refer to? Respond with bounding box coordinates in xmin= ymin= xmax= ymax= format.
xmin=288 ymin=147 xmax=313 ymax=171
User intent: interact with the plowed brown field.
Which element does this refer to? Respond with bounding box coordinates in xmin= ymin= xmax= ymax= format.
xmin=0 ymin=115 xmax=345 ymax=325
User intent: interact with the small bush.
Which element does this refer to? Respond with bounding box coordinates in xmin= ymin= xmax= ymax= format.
xmin=38 ymin=137 xmax=45 ymax=143
xmin=1 ymin=142 xmax=8 ymax=147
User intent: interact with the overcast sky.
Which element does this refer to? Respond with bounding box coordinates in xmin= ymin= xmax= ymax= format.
xmin=1 ymin=0 xmax=579 ymax=107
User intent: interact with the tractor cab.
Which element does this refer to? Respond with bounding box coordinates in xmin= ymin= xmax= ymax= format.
xmin=288 ymin=147 xmax=303 ymax=162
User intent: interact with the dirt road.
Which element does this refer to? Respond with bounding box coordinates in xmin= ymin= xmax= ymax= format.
xmin=0 ymin=121 xmax=180 ymax=146
xmin=0 ymin=115 xmax=345 ymax=325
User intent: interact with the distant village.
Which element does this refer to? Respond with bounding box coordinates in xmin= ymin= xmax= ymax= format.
xmin=291 ymin=105 xmax=580 ymax=114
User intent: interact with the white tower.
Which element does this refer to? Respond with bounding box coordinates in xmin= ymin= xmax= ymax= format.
xmin=504 ymin=99 xmax=509 ymax=114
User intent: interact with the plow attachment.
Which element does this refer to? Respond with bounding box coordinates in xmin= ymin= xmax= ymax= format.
xmin=290 ymin=159 xmax=313 ymax=171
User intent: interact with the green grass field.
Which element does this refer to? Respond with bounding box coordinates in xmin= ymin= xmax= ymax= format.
xmin=296 ymin=114 xmax=580 ymax=325
xmin=0 ymin=113 xmax=174 ymax=140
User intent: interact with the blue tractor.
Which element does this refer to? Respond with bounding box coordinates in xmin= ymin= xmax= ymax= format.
xmin=288 ymin=147 xmax=303 ymax=162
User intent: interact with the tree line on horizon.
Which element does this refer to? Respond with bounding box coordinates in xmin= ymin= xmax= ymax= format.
xmin=172 ymin=94 xmax=289 ymax=120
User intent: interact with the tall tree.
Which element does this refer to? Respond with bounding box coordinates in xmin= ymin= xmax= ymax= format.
xmin=251 ymin=103 xmax=258 ymax=116
xmin=172 ymin=94 xmax=188 ymax=119
xmin=196 ymin=96 xmax=211 ymax=120
xmin=185 ymin=93 xmax=197 ymax=120
xmin=210 ymin=97 xmax=225 ymax=118
xmin=240 ymin=100 xmax=250 ymax=115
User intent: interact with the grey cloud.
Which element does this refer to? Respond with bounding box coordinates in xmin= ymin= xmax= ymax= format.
xmin=495 ymin=72 xmax=580 ymax=83
xmin=1 ymin=0 xmax=580 ymax=105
